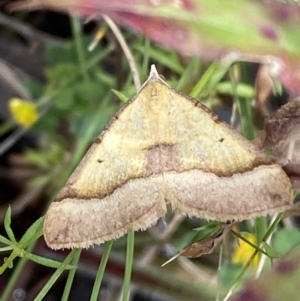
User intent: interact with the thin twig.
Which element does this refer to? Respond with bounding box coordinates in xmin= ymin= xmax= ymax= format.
xmin=230 ymin=103 xmax=237 ymax=126
xmin=103 ymin=15 xmax=141 ymax=92
xmin=0 ymin=59 xmax=32 ymax=99
xmin=0 ymin=127 xmax=27 ymax=155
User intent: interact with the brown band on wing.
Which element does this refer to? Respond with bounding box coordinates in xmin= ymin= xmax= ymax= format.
xmin=55 ymin=157 xmax=274 ymax=204
xmin=143 ymin=143 xmax=181 ymax=177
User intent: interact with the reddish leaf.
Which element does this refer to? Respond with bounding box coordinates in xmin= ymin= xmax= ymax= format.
xmin=8 ymin=0 xmax=300 ymax=93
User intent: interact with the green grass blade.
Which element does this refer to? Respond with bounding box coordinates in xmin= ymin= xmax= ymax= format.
xmin=111 ymin=89 xmax=129 ymax=103
xmin=189 ymin=62 xmax=219 ymax=98
xmin=141 ymin=38 xmax=150 ymax=78
xmin=122 ymin=229 xmax=135 ymax=301
xmin=62 ymin=249 xmax=82 ymax=301
xmin=224 ymin=213 xmax=284 ymax=300
xmin=231 ymin=230 xmax=270 ymax=258
xmin=70 ymin=14 xmax=89 ymax=84
xmin=176 ymin=57 xmax=201 ymax=90
xmin=19 ymin=217 xmax=44 ymax=247
xmin=90 ymin=241 xmax=114 ymax=301
xmin=33 ymin=249 xmax=77 ymax=301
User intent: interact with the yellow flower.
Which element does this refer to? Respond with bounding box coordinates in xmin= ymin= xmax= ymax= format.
xmin=232 ymin=233 xmax=259 ymax=267
xmin=9 ymin=98 xmax=38 ymax=128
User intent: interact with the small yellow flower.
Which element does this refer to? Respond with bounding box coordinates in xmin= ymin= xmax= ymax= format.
xmin=9 ymin=98 xmax=38 ymax=128
xmin=232 ymin=233 xmax=259 ymax=267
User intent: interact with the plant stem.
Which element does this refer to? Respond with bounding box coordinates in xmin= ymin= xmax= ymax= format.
xmin=223 ymin=213 xmax=284 ymax=301
xmin=229 ymin=65 xmax=255 ymax=140
xmin=122 ymin=229 xmax=135 ymax=301
xmin=0 ymin=244 xmax=33 ymax=301
xmin=255 ymin=217 xmax=267 ymax=246
xmin=142 ymin=38 xmax=150 ymax=78
xmin=61 ymin=249 xmax=82 ymax=301
xmin=90 ymin=241 xmax=114 ymax=301
xmin=190 ymin=61 xmax=217 ymax=98
xmin=70 ymin=14 xmax=90 ymax=84
xmin=33 ymin=250 xmax=77 ymax=301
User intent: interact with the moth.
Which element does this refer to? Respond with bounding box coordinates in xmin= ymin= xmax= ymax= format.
xmin=44 ymin=65 xmax=292 ymax=249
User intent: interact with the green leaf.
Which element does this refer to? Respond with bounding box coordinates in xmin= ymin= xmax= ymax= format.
xmin=176 ymin=57 xmax=202 ymax=90
xmin=74 ymin=81 xmax=106 ymax=104
xmin=25 ymin=149 xmax=54 ymax=170
xmin=4 ymin=206 xmax=16 ymax=243
xmin=54 ymin=87 xmax=76 ymax=110
xmin=23 ymin=78 xmax=44 ymax=98
xmin=190 ymin=62 xmax=230 ymax=99
xmin=111 ymin=89 xmax=129 ymax=103
xmin=33 ymin=107 xmax=62 ymax=132
xmin=94 ymin=69 xmax=115 ymax=87
xmin=173 ymin=231 xmax=199 ymax=251
xmin=0 ymin=246 xmax=14 ymax=251
xmin=175 ymin=222 xmax=222 ymax=251
xmin=70 ymin=105 xmax=117 ymax=138
xmin=19 ymin=217 xmax=44 ymax=247
xmin=220 ymin=262 xmax=245 ymax=291
xmin=192 ymin=222 xmax=222 ymax=241
xmin=261 ymin=241 xmax=277 ymax=258
xmin=33 ymin=249 xmax=79 ymax=301
xmin=46 ymin=43 xmax=77 ymax=64
xmin=0 ymin=234 xmax=12 ymax=245
xmin=45 ymin=63 xmax=80 ymax=87
xmin=216 ymin=82 xmax=254 ymax=98
xmin=135 ymin=44 xmax=184 ymax=74
xmin=24 ymin=252 xmax=75 ymax=269
xmin=273 ymin=228 xmax=300 ymax=256
xmin=25 ymin=142 xmax=64 ymax=170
